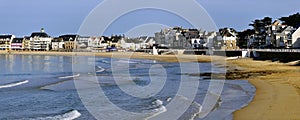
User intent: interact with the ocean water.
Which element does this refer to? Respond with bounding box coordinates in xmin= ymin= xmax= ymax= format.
xmin=0 ymin=54 xmax=255 ymax=120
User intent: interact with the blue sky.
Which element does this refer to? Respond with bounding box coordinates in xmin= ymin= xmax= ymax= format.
xmin=0 ymin=0 xmax=299 ymax=37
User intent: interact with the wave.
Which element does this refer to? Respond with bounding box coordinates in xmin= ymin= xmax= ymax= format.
xmin=175 ymin=96 xmax=203 ymax=120
xmin=146 ymin=97 xmax=203 ymax=120
xmin=99 ymin=60 xmax=109 ymax=64
xmin=95 ymin=59 xmax=109 ymax=64
xmin=152 ymin=99 xmax=163 ymax=107
xmin=59 ymin=74 xmax=80 ymax=79
xmin=96 ymin=66 xmax=106 ymax=73
xmin=149 ymin=106 xmax=167 ymax=118
xmin=196 ymin=91 xmax=222 ymax=119
xmin=190 ymin=102 xmax=202 ymax=120
xmin=0 ymin=80 xmax=29 ymax=89
xmin=116 ymin=59 xmax=138 ymax=64
xmin=145 ymin=105 xmax=167 ymax=120
xmin=30 ymin=110 xmax=81 ymax=120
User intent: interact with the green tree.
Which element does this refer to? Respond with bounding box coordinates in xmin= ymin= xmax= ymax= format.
xmin=237 ymin=29 xmax=255 ymax=48
xmin=249 ymin=17 xmax=272 ymax=34
xmin=279 ymin=13 xmax=300 ymax=28
xmin=262 ymin=17 xmax=272 ymax=26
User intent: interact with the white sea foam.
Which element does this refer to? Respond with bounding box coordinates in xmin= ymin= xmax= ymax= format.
xmin=152 ymin=99 xmax=163 ymax=106
xmin=100 ymin=60 xmax=109 ymax=64
xmin=30 ymin=110 xmax=81 ymax=120
xmin=190 ymin=102 xmax=202 ymax=120
xmin=166 ymin=97 xmax=172 ymax=102
xmin=59 ymin=74 xmax=80 ymax=79
xmin=145 ymin=105 xmax=167 ymax=120
xmin=174 ymin=95 xmax=203 ymax=120
xmin=116 ymin=59 xmax=137 ymax=64
xmin=142 ymin=99 xmax=167 ymax=120
xmin=0 ymin=80 xmax=29 ymax=89
xmin=96 ymin=66 xmax=105 ymax=73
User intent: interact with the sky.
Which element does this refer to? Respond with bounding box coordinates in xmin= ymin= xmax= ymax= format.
xmin=0 ymin=0 xmax=299 ymax=37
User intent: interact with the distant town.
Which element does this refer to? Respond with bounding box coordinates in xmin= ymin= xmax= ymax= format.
xmin=0 ymin=13 xmax=300 ymax=53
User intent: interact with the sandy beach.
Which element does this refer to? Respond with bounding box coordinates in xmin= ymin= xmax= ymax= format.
xmin=0 ymin=51 xmax=223 ymax=63
xmin=1 ymin=51 xmax=300 ymax=119
xmin=227 ymin=59 xmax=300 ymax=120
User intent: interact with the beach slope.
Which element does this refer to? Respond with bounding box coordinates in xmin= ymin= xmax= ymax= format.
xmin=229 ymin=59 xmax=300 ymax=120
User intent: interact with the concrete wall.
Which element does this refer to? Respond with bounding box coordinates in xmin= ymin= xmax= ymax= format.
xmin=183 ymin=50 xmax=241 ymax=57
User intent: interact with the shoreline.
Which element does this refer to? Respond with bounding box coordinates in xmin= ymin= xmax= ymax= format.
xmin=227 ymin=59 xmax=300 ymax=120
xmin=0 ymin=51 xmax=224 ymax=63
xmin=1 ymin=51 xmax=300 ymax=119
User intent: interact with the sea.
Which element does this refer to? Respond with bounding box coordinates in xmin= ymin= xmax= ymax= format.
xmin=0 ymin=54 xmax=255 ymax=120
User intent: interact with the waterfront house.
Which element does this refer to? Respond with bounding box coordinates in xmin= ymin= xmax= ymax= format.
xmin=120 ymin=38 xmax=136 ymax=51
xmin=120 ymin=37 xmax=143 ymax=51
xmin=110 ymin=35 xmax=123 ymax=48
xmin=205 ymin=32 xmax=223 ymax=49
xmin=0 ymin=35 xmax=15 ymax=50
xmin=220 ymin=28 xmax=238 ymax=50
xmin=59 ymin=34 xmax=79 ymax=52
xmin=263 ymin=20 xmax=297 ymax=48
xmin=154 ymin=27 xmax=192 ymax=49
xmin=90 ymin=36 xmax=104 ymax=52
xmin=292 ymin=27 xmax=300 ymax=48
xmin=11 ymin=38 xmax=23 ymax=51
xmin=23 ymin=36 xmax=31 ymax=51
xmin=51 ymin=37 xmax=64 ymax=51
xmin=267 ymin=20 xmax=283 ymax=48
xmin=77 ymin=36 xmax=90 ymax=50
xmin=138 ymin=36 xmax=154 ymax=49
xmin=30 ymin=28 xmax=52 ymax=51
xmin=191 ymin=38 xmax=206 ymax=49
xmin=154 ymin=30 xmax=166 ymax=47
xmin=273 ymin=26 xmax=294 ymax=48
xmin=154 ymin=28 xmax=177 ymax=48
xmin=154 ymin=27 xmax=227 ymax=49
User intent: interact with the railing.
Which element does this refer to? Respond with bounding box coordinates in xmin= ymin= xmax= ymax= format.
xmin=137 ymin=48 xmax=300 ymax=54
xmin=184 ymin=48 xmax=300 ymax=52
xmin=250 ymin=49 xmax=300 ymax=52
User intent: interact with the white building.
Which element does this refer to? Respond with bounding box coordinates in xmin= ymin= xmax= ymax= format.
xmin=206 ymin=32 xmax=222 ymax=49
xmin=11 ymin=38 xmax=23 ymax=50
xmin=191 ymin=38 xmax=206 ymax=49
xmin=292 ymin=27 xmax=300 ymax=48
xmin=90 ymin=36 xmax=108 ymax=52
xmin=23 ymin=37 xmax=31 ymax=51
xmin=272 ymin=26 xmax=294 ymax=48
xmin=0 ymin=35 xmax=15 ymax=50
xmin=30 ymin=28 xmax=52 ymax=51
xmin=59 ymin=34 xmax=79 ymax=52
xmin=77 ymin=36 xmax=90 ymax=49
xmin=155 ymin=27 xmax=189 ymax=48
xmin=51 ymin=38 xmax=64 ymax=51
xmin=120 ymin=38 xmax=136 ymax=51
xmin=139 ymin=36 xmax=155 ymax=49
xmin=264 ymin=20 xmax=296 ymax=48
xmin=220 ymin=28 xmax=238 ymax=49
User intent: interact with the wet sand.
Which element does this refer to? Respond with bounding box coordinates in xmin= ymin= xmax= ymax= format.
xmin=1 ymin=51 xmax=300 ymax=119
xmin=227 ymin=59 xmax=300 ymax=120
xmin=0 ymin=51 xmax=223 ymax=63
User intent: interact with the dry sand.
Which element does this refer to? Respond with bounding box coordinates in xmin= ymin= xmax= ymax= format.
xmin=1 ymin=51 xmax=300 ymax=119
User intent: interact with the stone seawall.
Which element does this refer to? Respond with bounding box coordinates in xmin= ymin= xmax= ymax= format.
xmin=253 ymin=51 xmax=300 ymax=62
